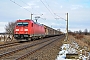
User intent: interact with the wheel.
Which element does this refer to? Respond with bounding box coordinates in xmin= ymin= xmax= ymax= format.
xmin=26 ymin=37 xmax=32 ymax=41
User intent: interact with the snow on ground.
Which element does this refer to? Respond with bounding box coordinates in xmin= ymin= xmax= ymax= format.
xmin=56 ymin=44 xmax=73 ymax=60
xmin=55 ymin=41 xmax=90 ymax=60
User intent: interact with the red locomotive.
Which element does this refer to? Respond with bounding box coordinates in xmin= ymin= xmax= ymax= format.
xmin=14 ymin=19 xmax=61 ymax=41
xmin=14 ymin=19 xmax=45 ymax=41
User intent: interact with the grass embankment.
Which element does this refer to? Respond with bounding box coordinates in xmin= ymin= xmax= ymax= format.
xmin=69 ymin=34 xmax=90 ymax=51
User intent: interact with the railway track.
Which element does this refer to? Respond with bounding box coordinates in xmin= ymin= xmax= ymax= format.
xmin=0 ymin=35 xmax=64 ymax=60
xmin=0 ymin=42 xmax=20 ymax=49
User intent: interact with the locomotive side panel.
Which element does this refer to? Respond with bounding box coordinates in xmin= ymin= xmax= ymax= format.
xmin=32 ymin=22 xmax=45 ymax=37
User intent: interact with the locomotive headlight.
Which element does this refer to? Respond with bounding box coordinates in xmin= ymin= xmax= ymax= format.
xmin=24 ymin=29 xmax=28 ymax=31
xmin=16 ymin=29 xmax=19 ymax=31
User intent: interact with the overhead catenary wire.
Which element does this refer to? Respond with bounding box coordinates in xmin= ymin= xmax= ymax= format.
xmin=20 ymin=0 xmax=45 ymax=20
xmin=20 ymin=0 xmax=34 ymax=13
xmin=44 ymin=0 xmax=55 ymax=16
xmin=54 ymin=13 xmax=66 ymax=21
xmin=40 ymin=0 xmax=56 ymax=19
xmin=40 ymin=0 xmax=65 ymax=21
xmin=45 ymin=0 xmax=66 ymax=20
xmin=44 ymin=0 xmax=66 ymax=29
xmin=10 ymin=0 xmax=31 ymax=13
xmin=20 ymin=0 xmax=29 ymax=6
xmin=10 ymin=0 xmax=65 ymax=21
xmin=40 ymin=0 xmax=66 ymax=30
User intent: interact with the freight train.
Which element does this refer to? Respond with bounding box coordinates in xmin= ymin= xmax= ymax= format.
xmin=14 ymin=19 xmax=61 ymax=41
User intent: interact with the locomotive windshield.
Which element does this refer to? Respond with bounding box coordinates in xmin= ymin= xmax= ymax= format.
xmin=17 ymin=22 xmax=28 ymax=26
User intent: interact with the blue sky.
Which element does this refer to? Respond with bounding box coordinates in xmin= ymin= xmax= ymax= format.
xmin=0 ymin=0 xmax=90 ymax=32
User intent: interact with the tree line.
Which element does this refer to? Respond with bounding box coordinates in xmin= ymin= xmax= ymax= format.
xmin=69 ymin=29 xmax=90 ymax=35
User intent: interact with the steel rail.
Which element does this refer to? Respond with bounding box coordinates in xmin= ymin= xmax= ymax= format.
xmin=0 ymin=36 xmax=62 ymax=58
xmin=0 ymin=41 xmax=18 ymax=46
xmin=0 ymin=42 xmax=20 ymax=49
xmin=15 ymin=35 xmax=64 ymax=60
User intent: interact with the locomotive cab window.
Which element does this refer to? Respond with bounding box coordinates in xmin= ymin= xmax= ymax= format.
xmin=23 ymin=22 xmax=28 ymax=26
xmin=17 ymin=22 xmax=22 ymax=26
xmin=17 ymin=22 xmax=28 ymax=26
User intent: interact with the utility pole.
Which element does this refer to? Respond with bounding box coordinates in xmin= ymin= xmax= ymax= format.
xmin=66 ymin=13 xmax=68 ymax=41
xmin=54 ymin=13 xmax=68 ymax=41
xmin=31 ymin=14 xmax=33 ymax=20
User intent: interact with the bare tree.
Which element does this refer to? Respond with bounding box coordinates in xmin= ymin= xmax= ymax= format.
xmin=79 ymin=30 xmax=82 ymax=35
xmin=5 ymin=21 xmax=16 ymax=35
xmin=84 ymin=29 xmax=88 ymax=35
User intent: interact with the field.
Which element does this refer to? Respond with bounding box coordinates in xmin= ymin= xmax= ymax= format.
xmin=68 ymin=34 xmax=90 ymax=51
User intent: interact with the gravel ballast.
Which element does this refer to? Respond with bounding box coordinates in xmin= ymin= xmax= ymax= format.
xmin=25 ymin=36 xmax=65 ymax=60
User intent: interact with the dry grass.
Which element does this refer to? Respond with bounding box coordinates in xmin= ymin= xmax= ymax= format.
xmin=74 ymin=34 xmax=84 ymax=39
xmin=83 ymin=35 xmax=90 ymax=48
xmin=68 ymin=35 xmax=90 ymax=51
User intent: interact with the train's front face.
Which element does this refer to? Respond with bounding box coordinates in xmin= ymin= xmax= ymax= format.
xmin=14 ymin=20 xmax=30 ymax=39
